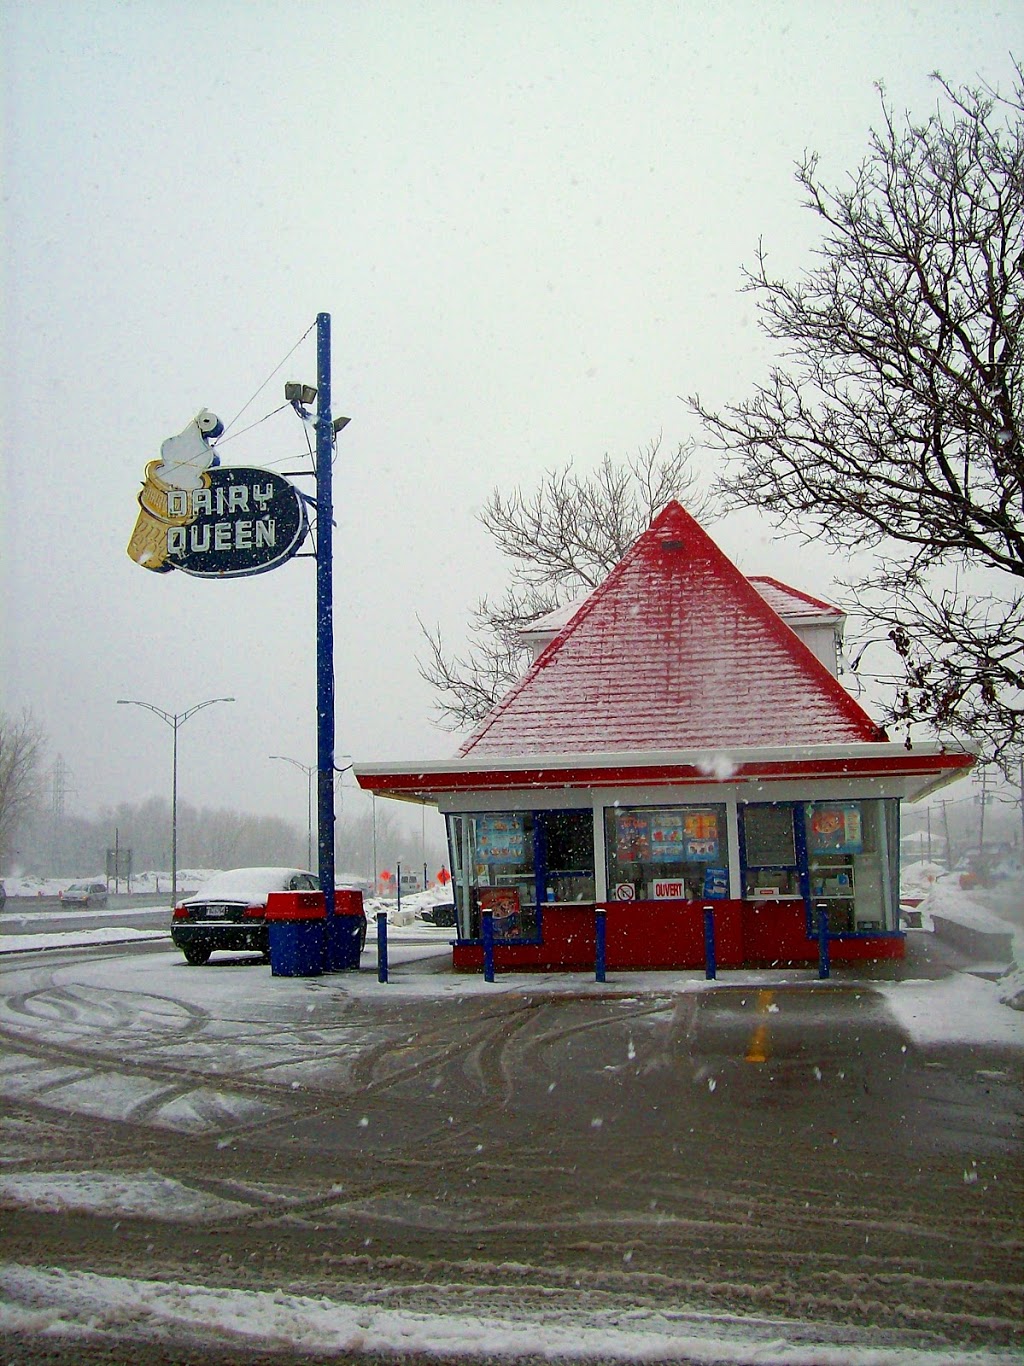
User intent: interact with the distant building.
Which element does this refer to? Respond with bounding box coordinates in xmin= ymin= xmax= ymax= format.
xmin=356 ymin=502 xmax=972 ymax=971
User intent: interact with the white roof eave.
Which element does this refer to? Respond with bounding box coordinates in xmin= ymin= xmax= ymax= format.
xmin=354 ymin=739 xmax=974 ymax=780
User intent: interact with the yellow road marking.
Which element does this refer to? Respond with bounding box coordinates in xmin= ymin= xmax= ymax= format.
xmin=745 ymin=988 xmax=775 ymax=1064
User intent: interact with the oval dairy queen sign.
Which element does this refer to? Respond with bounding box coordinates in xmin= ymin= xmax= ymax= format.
xmin=163 ymin=466 xmax=308 ymax=578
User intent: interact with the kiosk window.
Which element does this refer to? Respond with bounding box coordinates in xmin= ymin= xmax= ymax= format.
xmin=743 ymin=805 xmax=795 ymax=865
xmin=446 ymin=809 xmax=598 ymax=939
xmin=605 ymin=804 xmax=728 ymax=900
xmin=741 ymin=804 xmax=800 ymax=897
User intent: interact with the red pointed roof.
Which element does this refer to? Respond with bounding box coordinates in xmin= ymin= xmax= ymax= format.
xmin=459 ymin=502 xmax=884 ymax=759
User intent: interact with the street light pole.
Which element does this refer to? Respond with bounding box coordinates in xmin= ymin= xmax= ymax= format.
xmin=117 ymin=696 xmax=235 ymax=905
xmin=269 ymin=756 xmax=316 ymax=870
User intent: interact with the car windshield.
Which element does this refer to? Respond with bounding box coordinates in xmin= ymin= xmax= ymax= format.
xmin=188 ymin=868 xmax=307 ymax=902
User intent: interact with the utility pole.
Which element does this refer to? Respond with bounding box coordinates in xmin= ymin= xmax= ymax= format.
xmin=939 ymin=800 xmax=954 ymax=873
xmin=50 ymin=756 xmax=68 ymax=873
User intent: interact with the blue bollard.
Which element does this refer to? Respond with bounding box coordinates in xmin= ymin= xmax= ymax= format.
xmin=817 ymin=904 xmax=830 ymax=979
xmin=595 ymin=907 xmax=607 ymax=982
xmin=481 ymin=909 xmax=495 ymax=983
xmin=377 ymin=910 xmax=389 ymax=983
xmin=703 ymin=904 xmax=716 ymax=980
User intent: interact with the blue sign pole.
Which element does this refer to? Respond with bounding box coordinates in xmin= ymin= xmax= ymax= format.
xmin=594 ymin=907 xmax=607 ymax=982
xmin=315 ymin=313 xmax=335 ymax=938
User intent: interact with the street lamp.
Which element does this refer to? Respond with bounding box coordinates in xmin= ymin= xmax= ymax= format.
xmin=269 ymin=756 xmax=316 ymax=870
xmin=117 ymin=696 xmax=235 ymax=906
xmin=270 ymin=754 xmax=353 ymax=872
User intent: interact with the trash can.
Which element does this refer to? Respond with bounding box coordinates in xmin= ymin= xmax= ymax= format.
xmin=265 ymin=890 xmax=325 ymax=977
xmin=326 ymin=889 xmax=365 ymax=971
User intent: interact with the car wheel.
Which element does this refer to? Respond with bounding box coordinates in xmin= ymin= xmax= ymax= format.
xmin=182 ymin=944 xmax=212 ymax=966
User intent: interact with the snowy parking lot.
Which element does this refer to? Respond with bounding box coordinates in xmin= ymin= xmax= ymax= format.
xmin=0 ymin=876 xmax=1021 ymax=1364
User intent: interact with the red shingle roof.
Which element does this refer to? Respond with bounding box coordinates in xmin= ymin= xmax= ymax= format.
xmin=747 ymin=576 xmax=844 ymax=623
xmin=459 ymin=502 xmax=884 ymax=758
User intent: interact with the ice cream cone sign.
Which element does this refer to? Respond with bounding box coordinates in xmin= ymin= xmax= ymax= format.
xmin=128 ymin=411 xmax=223 ymax=572
xmin=128 ymin=410 xmax=308 ymax=579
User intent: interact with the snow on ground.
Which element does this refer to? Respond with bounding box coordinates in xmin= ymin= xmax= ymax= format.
xmin=0 ymin=1262 xmax=1016 ymax=1365
xmin=0 ymin=1170 xmax=251 ymax=1222
xmin=1 ymin=869 xmax=216 ymax=898
xmin=907 ymin=874 xmax=1024 ymax=1011
xmin=0 ymin=926 xmax=170 ymax=953
xmin=876 ymin=973 xmax=1023 ymax=1047
xmin=917 ymin=878 xmax=1021 ymax=938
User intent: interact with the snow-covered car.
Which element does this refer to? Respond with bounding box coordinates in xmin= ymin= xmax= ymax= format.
xmin=418 ymin=901 xmax=457 ymax=926
xmin=171 ymin=867 xmax=367 ymax=966
xmin=60 ymin=880 xmax=108 ymax=908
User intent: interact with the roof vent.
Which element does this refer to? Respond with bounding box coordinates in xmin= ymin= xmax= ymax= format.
xmin=658 ymin=535 xmax=685 ymax=551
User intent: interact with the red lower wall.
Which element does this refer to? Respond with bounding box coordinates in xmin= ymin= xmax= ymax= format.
xmin=451 ymin=899 xmax=903 ymax=972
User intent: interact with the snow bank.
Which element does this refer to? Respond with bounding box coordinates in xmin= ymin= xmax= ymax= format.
xmin=920 ymin=881 xmax=1018 ymax=936
xmin=1 ymin=870 xmax=214 ymax=898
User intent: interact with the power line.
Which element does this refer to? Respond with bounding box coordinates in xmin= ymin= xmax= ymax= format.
xmin=219 ymin=321 xmax=317 ymax=438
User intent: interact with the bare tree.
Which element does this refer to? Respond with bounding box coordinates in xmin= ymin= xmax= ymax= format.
xmin=419 ymin=438 xmax=709 ymax=729
xmin=690 ymin=64 xmax=1023 ymax=765
xmin=0 ymin=710 xmax=46 ymax=872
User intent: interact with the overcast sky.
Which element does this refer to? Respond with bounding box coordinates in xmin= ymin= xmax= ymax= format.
xmin=2 ymin=2 xmax=1015 ymax=847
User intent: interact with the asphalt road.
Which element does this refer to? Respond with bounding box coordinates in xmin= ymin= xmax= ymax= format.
xmin=0 ymin=935 xmax=1020 ymax=1364
xmin=1 ymin=897 xmax=172 ymax=937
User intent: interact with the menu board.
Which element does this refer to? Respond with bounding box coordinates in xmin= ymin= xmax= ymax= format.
xmin=683 ymin=810 xmax=719 ymax=860
xmin=650 ymin=812 xmax=686 ymax=861
xmin=476 ymin=814 xmax=527 ymax=863
xmin=806 ymin=803 xmax=863 ymax=854
xmin=618 ymin=809 xmax=720 ymax=863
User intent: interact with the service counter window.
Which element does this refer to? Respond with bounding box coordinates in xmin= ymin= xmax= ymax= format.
xmin=740 ymin=803 xmax=801 ymax=898
xmin=542 ymin=810 xmax=596 ymax=903
xmin=605 ymin=804 xmax=729 ymax=901
xmin=451 ymin=812 xmax=538 ymax=941
xmin=446 ymin=809 xmax=598 ymax=941
xmin=805 ymin=799 xmax=898 ymax=932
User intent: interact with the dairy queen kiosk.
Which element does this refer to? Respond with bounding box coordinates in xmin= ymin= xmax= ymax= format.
xmin=356 ymin=502 xmax=973 ymax=972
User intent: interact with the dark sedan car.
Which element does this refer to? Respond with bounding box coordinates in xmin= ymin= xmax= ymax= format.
xmin=171 ymin=867 xmax=320 ymax=965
